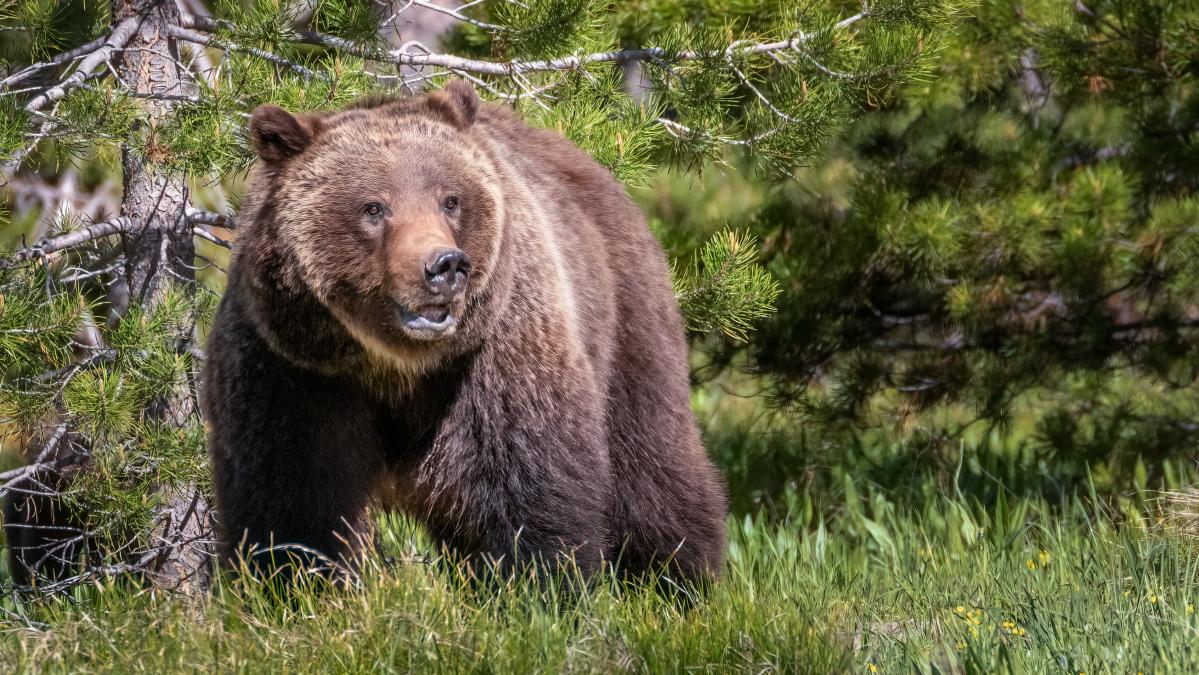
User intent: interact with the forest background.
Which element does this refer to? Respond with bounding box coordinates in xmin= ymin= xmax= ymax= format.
xmin=3 ymin=0 xmax=1199 ymax=672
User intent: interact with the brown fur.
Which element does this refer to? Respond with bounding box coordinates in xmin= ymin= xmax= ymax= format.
xmin=202 ymin=81 xmax=727 ymax=582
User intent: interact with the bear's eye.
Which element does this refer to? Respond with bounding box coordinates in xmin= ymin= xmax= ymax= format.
xmin=363 ymin=202 xmax=384 ymax=218
xmin=442 ymin=195 xmax=460 ymax=214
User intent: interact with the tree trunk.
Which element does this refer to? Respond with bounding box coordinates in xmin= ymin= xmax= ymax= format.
xmin=110 ymin=0 xmax=212 ymax=593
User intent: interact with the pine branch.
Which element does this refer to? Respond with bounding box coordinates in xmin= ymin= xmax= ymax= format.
xmin=0 ymin=34 xmax=113 ymax=90
xmin=165 ymin=25 xmax=328 ymax=81
xmin=3 ymin=216 xmax=130 ymax=265
xmin=0 ymin=15 xmax=142 ymax=183
xmin=1 ymin=209 xmax=232 ymax=266
xmin=179 ymin=12 xmax=870 ymax=76
xmin=673 ymin=229 xmax=781 ymax=342
xmin=184 ymin=207 xmax=235 ymax=230
xmin=13 ymin=14 xmax=142 ymax=112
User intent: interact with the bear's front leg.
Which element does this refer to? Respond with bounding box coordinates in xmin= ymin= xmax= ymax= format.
xmin=409 ymin=365 xmax=613 ymax=578
xmin=203 ymin=309 xmax=385 ymax=579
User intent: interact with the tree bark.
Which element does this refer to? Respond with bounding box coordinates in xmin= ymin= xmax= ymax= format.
xmin=110 ymin=0 xmax=212 ymax=594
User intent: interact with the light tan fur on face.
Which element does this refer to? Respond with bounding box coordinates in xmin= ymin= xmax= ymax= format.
xmin=267 ymin=111 xmax=507 ymax=381
xmin=274 ymin=116 xmax=486 ymax=300
xmin=332 ymin=310 xmax=466 ymax=407
xmin=384 ymin=211 xmax=455 ymax=289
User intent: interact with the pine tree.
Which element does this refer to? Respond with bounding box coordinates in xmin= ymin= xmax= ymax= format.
xmin=0 ymin=0 xmax=964 ymax=592
xmin=650 ymin=0 xmax=1199 ymax=505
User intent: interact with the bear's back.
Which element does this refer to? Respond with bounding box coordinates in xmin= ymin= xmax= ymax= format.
xmin=469 ymin=104 xmax=722 ymax=578
xmin=470 ymin=106 xmax=687 ymax=393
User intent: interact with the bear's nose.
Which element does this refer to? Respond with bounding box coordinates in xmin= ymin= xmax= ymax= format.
xmin=424 ymin=248 xmax=471 ymax=295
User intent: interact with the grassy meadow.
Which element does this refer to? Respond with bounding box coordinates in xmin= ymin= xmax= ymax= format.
xmin=3 ymin=489 xmax=1199 ymax=673
xmin=3 ymin=366 xmax=1199 ymax=673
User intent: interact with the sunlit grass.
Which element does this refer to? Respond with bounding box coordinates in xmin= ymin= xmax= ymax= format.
xmin=3 ymin=495 xmax=1199 ymax=673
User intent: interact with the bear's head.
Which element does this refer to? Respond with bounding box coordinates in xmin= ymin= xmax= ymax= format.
xmin=244 ymin=81 xmax=506 ymax=367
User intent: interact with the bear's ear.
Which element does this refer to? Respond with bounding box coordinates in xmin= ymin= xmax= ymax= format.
xmin=428 ymin=79 xmax=479 ymax=130
xmin=249 ymin=105 xmax=321 ymax=164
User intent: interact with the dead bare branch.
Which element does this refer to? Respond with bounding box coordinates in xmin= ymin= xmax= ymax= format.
xmin=165 ymin=25 xmax=328 ymax=81
xmin=0 ymin=424 xmax=68 ymax=498
xmin=193 ymin=226 xmax=232 ymax=249
xmin=409 ymin=0 xmax=506 ymax=31
xmin=184 ymin=207 xmax=235 ymax=230
xmin=0 ymin=34 xmax=112 ymax=90
xmin=3 ymin=217 xmax=130 ymax=266
xmin=179 ymin=11 xmax=869 ymax=77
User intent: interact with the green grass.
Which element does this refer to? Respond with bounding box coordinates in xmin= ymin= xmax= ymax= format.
xmin=3 ymin=495 xmax=1199 ymax=674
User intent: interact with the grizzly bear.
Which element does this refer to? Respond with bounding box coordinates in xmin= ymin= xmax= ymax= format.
xmin=201 ymin=80 xmax=727 ymax=583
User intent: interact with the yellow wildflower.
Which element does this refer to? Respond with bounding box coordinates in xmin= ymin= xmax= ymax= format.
xmin=1001 ymin=620 xmax=1026 ymax=637
xmin=1188 ymin=604 xmax=1194 ymax=615
xmin=956 ymin=641 xmax=967 ymax=651
xmin=1026 ymin=559 xmax=1036 ymax=570
xmin=1038 ymin=550 xmax=1051 ymax=566
xmin=1149 ymin=593 xmax=1158 ymax=605
xmin=867 ymin=664 xmax=878 ymax=673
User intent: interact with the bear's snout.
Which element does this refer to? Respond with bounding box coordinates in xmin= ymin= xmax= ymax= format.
xmin=390 ymin=246 xmax=471 ymax=341
xmin=423 ymin=247 xmax=471 ymax=296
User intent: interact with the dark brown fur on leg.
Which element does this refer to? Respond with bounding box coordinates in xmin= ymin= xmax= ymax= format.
xmin=204 ymin=289 xmax=386 ymax=581
xmin=393 ymin=339 xmax=613 ymax=579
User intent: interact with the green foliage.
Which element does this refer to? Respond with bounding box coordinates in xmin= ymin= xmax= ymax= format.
xmin=0 ymin=101 xmax=29 ymax=161
xmin=614 ymin=0 xmax=962 ymax=171
xmin=524 ymin=71 xmax=663 ymax=186
xmin=51 ymin=86 xmax=140 ymax=164
xmin=492 ymin=0 xmax=607 ymax=59
xmin=256 ymin=55 xmax=377 ymax=112
xmin=68 ymin=419 xmax=208 ymax=552
xmin=2 ymin=0 xmax=971 ymax=184
xmin=672 ymin=229 xmax=781 ymax=342
xmin=62 ymin=367 xmax=140 ymax=441
xmin=211 ymin=0 xmax=302 ymax=49
xmin=435 ymin=0 xmax=968 ymax=174
xmin=150 ymin=93 xmax=251 ymax=176
xmin=56 ymin=87 xmax=139 ymax=139
xmin=0 ymin=276 xmax=209 ymax=555
xmin=0 ymin=0 xmax=107 ymax=65
xmin=0 ymin=271 xmax=82 ymax=375
xmin=639 ymin=0 xmax=1199 ymax=497
xmin=310 ymin=0 xmax=382 ymax=45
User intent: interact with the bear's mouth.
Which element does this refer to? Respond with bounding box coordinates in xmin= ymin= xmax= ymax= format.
xmin=399 ymin=305 xmax=456 ymax=340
